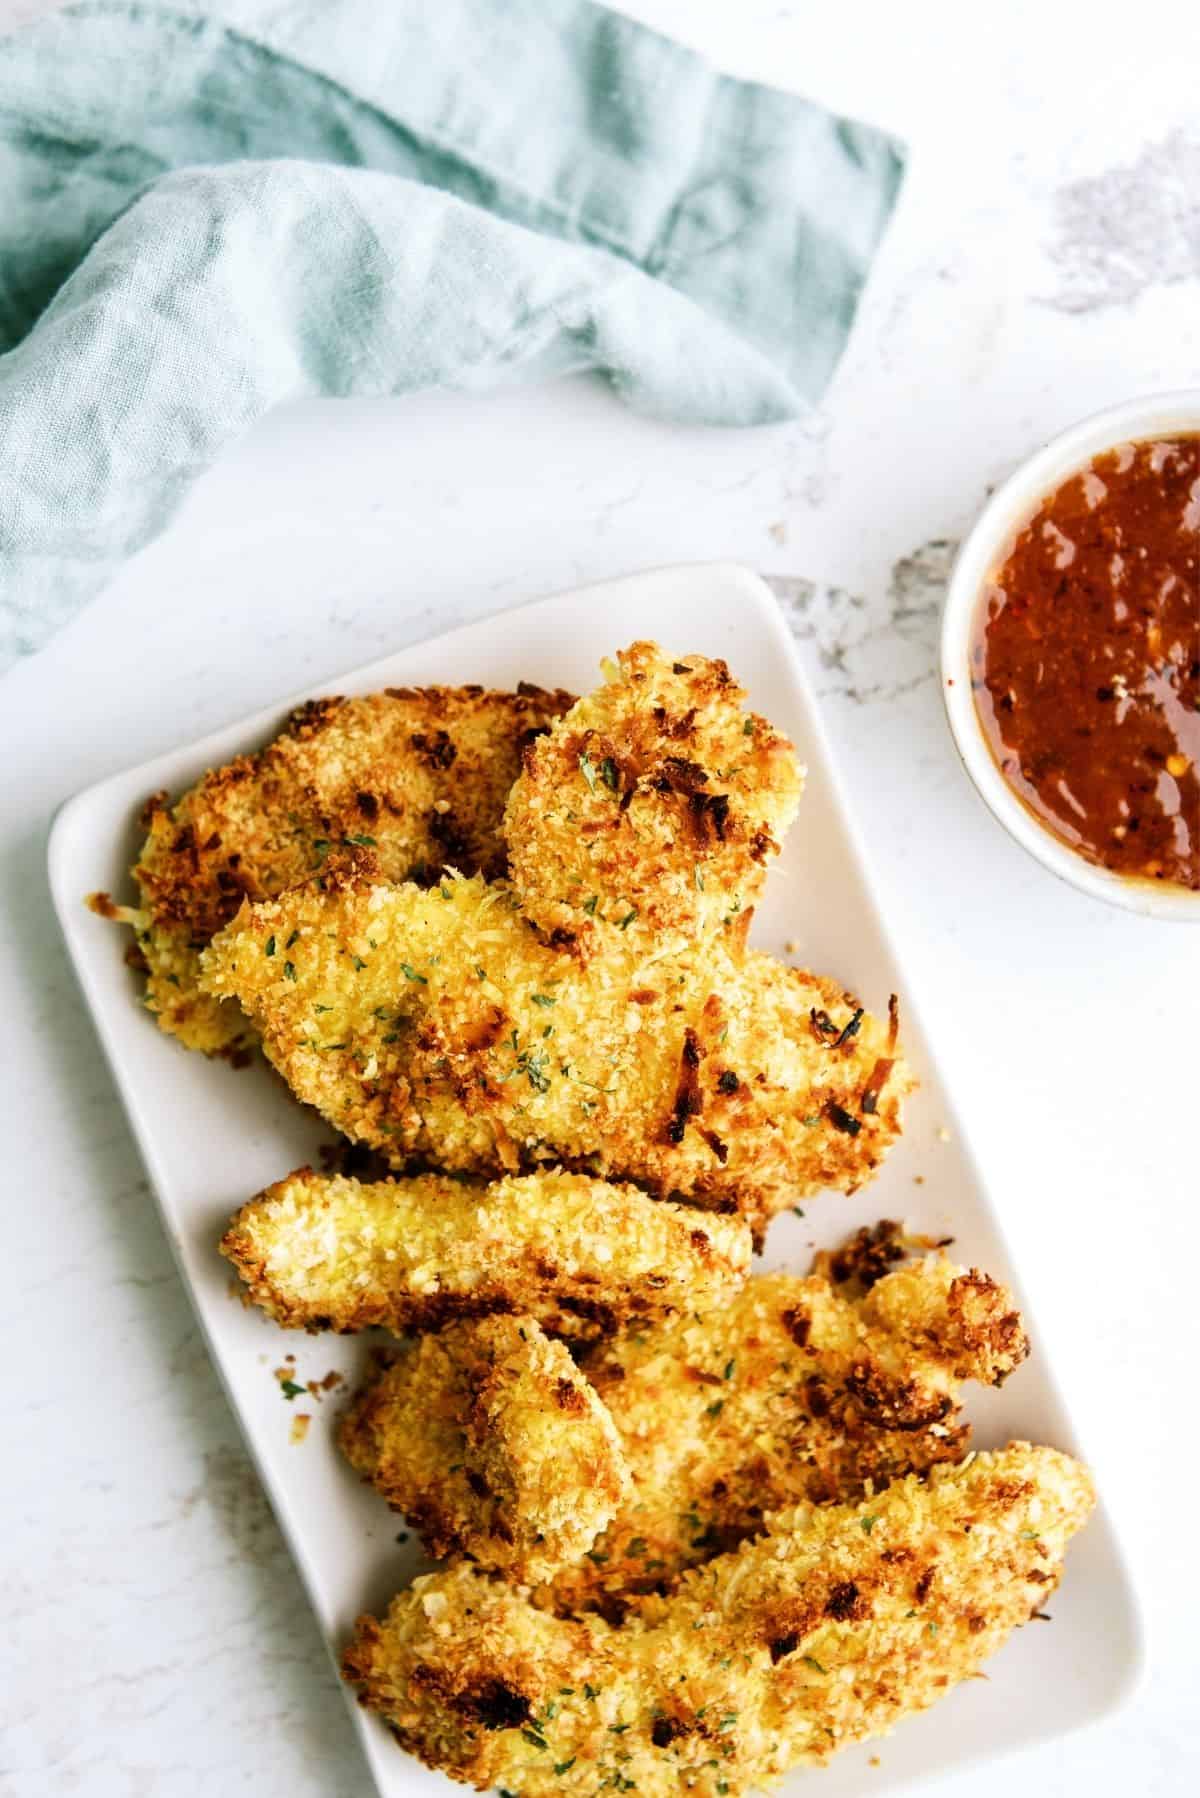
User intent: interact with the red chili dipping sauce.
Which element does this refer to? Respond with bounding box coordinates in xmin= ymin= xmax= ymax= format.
xmin=973 ymin=436 xmax=1200 ymax=891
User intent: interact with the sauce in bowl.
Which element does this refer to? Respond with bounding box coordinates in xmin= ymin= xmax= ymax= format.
xmin=972 ymin=436 xmax=1200 ymax=892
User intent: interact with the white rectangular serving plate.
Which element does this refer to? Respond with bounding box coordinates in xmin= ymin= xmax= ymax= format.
xmin=49 ymin=564 xmax=1141 ymax=1797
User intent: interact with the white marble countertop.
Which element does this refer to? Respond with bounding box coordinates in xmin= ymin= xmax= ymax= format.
xmin=3 ymin=1 xmax=1199 ymax=1792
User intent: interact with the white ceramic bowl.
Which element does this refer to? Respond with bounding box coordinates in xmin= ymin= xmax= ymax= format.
xmin=941 ymin=390 xmax=1200 ymax=921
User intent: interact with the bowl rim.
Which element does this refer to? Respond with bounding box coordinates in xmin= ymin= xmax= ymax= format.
xmin=940 ymin=389 xmax=1200 ymax=922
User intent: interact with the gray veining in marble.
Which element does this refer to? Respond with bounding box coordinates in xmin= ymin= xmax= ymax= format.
xmin=1045 ymin=129 xmax=1200 ymax=312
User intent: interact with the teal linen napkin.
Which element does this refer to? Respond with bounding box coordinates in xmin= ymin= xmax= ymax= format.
xmin=0 ymin=0 xmax=904 ymax=670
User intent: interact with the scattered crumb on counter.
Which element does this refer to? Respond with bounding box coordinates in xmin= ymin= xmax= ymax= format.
xmin=869 ymin=1756 xmax=881 ymax=1768
xmin=784 ymin=938 xmax=800 ymax=954
xmin=290 ymin=1413 xmax=311 ymax=1445
xmin=768 ymin=520 xmax=789 ymax=544
xmin=937 ymin=1127 xmax=952 ymax=1142
xmin=913 ymin=1175 xmax=925 ymax=1185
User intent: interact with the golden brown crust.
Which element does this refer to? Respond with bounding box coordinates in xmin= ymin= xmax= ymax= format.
xmin=120 ymin=684 xmax=573 ymax=1054
xmin=503 ymin=642 xmax=803 ymax=947
xmin=541 ymin=1254 xmax=1028 ymax=1616
xmin=219 ymin=1166 xmax=751 ymax=1341
xmin=860 ymin=1260 xmax=1030 ymax=1386
xmin=338 ymin=1320 xmax=630 ymax=1583
xmin=341 ymin=1445 xmax=1095 ymax=1796
xmin=201 ymin=871 xmax=912 ymax=1234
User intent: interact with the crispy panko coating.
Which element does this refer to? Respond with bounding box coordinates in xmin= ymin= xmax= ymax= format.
xmin=88 ymin=684 xmax=572 ymax=1056
xmin=339 ymin=1319 xmax=630 ymax=1583
xmin=220 ymin=1167 xmax=751 ymax=1342
xmin=503 ymin=642 xmax=803 ymax=947
xmin=545 ymin=1254 xmax=1028 ymax=1615
xmin=201 ymin=868 xmax=910 ymax=1234
xmin=342 ymin=1444 xmax=1095 ymax=1796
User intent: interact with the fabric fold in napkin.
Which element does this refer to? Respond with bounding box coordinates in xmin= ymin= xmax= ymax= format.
xmin=0 ymin=0 xmax=905 ymax=670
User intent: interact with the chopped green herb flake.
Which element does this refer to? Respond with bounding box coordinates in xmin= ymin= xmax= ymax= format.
xmin=860 ymin=1515 xmax=878 ymax=1535
xmin=626 ymin=1538 xmax=647 ymax=1559
xmin=314 ymin=1003 xmax=332 ymax=1014
xmin=352 ymin=955 xmax=367 ymax=971
xmin=705 ymin=1399 xmax=724 ymax=1418
xmin=554 ymin=1762 xmax=576 ymax=1777
xmin=283 ymin=961 xmax=296 ymax=981
xmin=285 ymin=930 xmax=300 ymax=948
xmin=723 ymin=1359 xmax=735 ymax=1380
xmin=742 ymin=717 xmax=755 ymax=736
xmin=926 ymin=1621 xmax=940 ymax=1637
xmin=265 ymin=935 xmax=276 ymax=957
xmin=401 ymin=963 xmax=428 ymax=984
xmin=582 ymin=894 xmax=599 ymax=916
xmin=803 ymin=1656 xmax=826 ymax=1674
xmin=717 ymin=1714 xmax=738 ymax=1732
xmin=279 ymin=1379 xmax=306 ymax=1400
xmin=579 ymin=752 xmax=598 ymax=793
xmin=521 ymin=1729 xmax=548 ymax=1750
xmin=476 ymin=966 xmax=487 ymax=980
xmin=600 ymin=756 xmax=620 ymax=793
xmin=617 ymin=908 xmax=638 ymax=930
xmin=583 ymin=1684 xmax=600 ymax=1700
xmin=345 ymin=833 xmax=376 ymax=847
xmin=530 ymin=993 xmax=556 ymax=1008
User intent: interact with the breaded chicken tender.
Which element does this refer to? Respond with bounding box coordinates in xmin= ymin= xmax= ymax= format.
xmin=545 ymin=1254 xmax=1028 ymax=1615
xmin=342 ymin=1444 xmax=1095 ymax=1796
xmin=201 ymin=868 xmax=910 ymax=1234
xmin=89 ymin=684 xmax=571 ymax=1055
xmin=339 ymin=1319 xmax=630 ymax=1583
xmin=503 ymin=643 xmax=803 ymax=946
xmin=220 ymin=1167 xmax=751 ymax=1341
